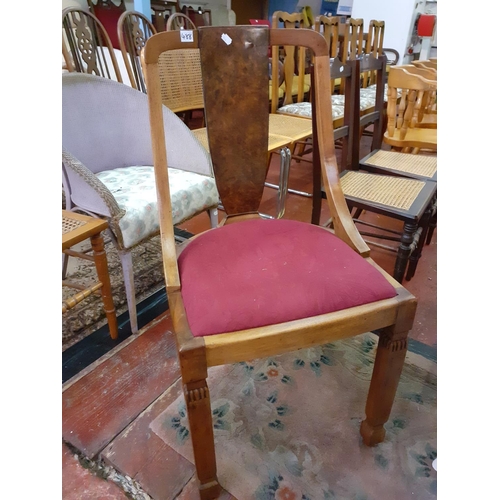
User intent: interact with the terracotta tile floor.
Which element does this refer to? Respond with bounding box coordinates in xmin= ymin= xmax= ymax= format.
xmin=62 ymin=130 xmax=436 ymax=499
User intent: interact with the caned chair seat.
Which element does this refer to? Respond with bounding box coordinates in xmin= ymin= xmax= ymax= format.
xmin=361 ymin=150 xmax=437 ymax=181
xmin=96 ymin=166 xmax=219 ymax=248
xmin=178 ymin=218 xmax=397 ymax=337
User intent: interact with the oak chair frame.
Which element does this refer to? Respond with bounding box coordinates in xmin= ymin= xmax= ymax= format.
xmin=142 ymin=26 xmax=417 ymax=500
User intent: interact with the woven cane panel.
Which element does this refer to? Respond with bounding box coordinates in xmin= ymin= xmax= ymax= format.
xmin=341 ymin=171 xmax=425 ymax=210
xmin=192 ymin=127 xmax=291 ymax=153
xmin=158 ymin=49 xmax=205 ymax=112
xmin=364 ymin=150 xmax=437 ymax=178
xmin=62 ymin=216 xmax=86 ymax=235
xmin=269 ymin=114 xmax=312 ymax=141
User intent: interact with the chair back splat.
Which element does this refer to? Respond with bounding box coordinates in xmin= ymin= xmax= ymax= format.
xmin=200 ymin=28 xmax=269 ymax=216
xmin=142 ymin=26 xmax=418 ymax=500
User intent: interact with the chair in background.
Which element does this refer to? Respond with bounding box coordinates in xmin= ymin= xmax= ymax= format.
xmin=62 ymin=73 xmax=219 ymax=333
xmin=412 ymin=58 xmax=437 ymax=70
xmin=331 ymin=54 xmax=437 ymax=282
xmin=395 ymin=65 xmax=437 ymax=130
xmin=363 ymin=20 xmax=385 ymax=88
xmin=384 ymin=66 xmax=437 ymax=153
xmin=62 ymin=210 xmax=118 ymax=340
xmin=150 ymin=0 xmax=181 ymax=32
xmin=142 ymin=25 xmax=418 ymax=499
xmin=314 ymin=15 xmax=342 ymax=92
xmin=117 ymin=10 xmax=157 ymax=93
xmin=62 ymin=7 xmax=124 ymax=83
xmin=166 ymin=12 xmax=196 ymax=30
xmin=87 ymin=0 xmax=126 ymax=49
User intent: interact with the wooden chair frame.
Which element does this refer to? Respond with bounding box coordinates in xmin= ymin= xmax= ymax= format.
xmin=62 ymin=7 xmax=123 ymax=82
xmin=117 ymin=10 xmax=157 ymax=93
xmin=142 ymin=26 xmax=417 ymax=500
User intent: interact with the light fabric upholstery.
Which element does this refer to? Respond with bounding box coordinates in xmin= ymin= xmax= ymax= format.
xmin=178 ymin=219 xmax=397 ymax=337
xmin=62 ymin=73 xmax=219 ymax=333
xmin=97 ymin=166 xmax=219 ymax=248
xmin=277 ymin=94 xmax=375 ymax=120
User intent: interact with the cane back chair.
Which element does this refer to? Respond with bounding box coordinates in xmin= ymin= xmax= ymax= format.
xmin=142 ymin=25 xmax=418 ymax=499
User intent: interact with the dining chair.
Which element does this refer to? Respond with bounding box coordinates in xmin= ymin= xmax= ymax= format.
xmin=142 ymin=25 xmax=418 ymax=500
xmin=166 ymin=12 xmax=197 ymax=30
xmin=62 ymin=72 xmax=219 ymax=334
xmin=384 ymin=66 xmax=437 ymax=153
xmin=363 ymin=20 xmax=385 ymax=88
xmin=117 ymin=10 xmax=157 ymax=93
xmin=62 ymin=7 xmax=125 ymax=83
xmin=328 ymin=54 xmax=437 ymax=282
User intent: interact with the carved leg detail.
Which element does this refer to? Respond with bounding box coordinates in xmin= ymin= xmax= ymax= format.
xmin=184 ymin=380 xmax=221 ymax=500
xmin=361 ymin=330 xmax=409 ymax=446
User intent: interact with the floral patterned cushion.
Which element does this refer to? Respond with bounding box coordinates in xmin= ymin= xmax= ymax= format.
xmin=330 ymin=94 xmax=375 ymax=111
xmin=277 ymin=101 xmax=345 ymax=119
xmin=96 ymin=166 xmax=219 ymax=249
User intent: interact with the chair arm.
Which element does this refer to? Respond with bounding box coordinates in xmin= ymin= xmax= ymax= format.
xmin=62 ymin=149 xmax=126 ymax=243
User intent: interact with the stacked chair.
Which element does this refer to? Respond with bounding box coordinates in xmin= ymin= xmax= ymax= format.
xmin=142 ymin=25 xmax=419 ymax=499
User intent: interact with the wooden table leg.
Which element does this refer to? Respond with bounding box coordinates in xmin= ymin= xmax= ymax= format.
xmin=90 ymin=232 xmax=119 ymax=340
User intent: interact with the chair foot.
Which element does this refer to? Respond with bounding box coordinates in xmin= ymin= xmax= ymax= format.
xmin=198 ymin=480 xmax=222 ymax=500
xmin=360 ymin=419 xmax=386 ymax=446
xmin=361 ymin=326 xmax=411 ymax=448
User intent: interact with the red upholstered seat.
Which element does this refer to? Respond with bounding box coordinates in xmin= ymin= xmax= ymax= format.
xmin=178 ymin=219 xmax=397 ymax=337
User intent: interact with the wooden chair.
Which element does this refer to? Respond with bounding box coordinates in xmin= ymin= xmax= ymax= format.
xmin=329 ymin=54 xmax=437 ymax=282
xmin=384 ymin=66 xmax=437 ymax=153
xmin=314 ymin=15 xmax=342 ymax=93
xmin=62 ymin=72 xmax=219 ymax=333
xmin=412 ymin=59 xmax=437 ymax=70
xmin=395 ymin=65 xmax=437 ymax=129
xmin=117 ymin=10 xmax=157 ymax=93
xmin=142 ymin=25 xmax=418 ymax=499
xmin=270 ymin=10 xmax=312 ymax=114
xmin=62 ymin=210 xmax=118 ymax=340
xmin=166 ymin=12 xmax=196 ymax=30
xmin=363 ymin=20 xmax=385 ymax=88
xmin=62 ymin=7 xmax=124 ymax=83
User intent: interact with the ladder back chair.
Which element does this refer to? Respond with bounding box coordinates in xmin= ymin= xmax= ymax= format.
xmin=62 ymin=7 xmax=124 ymax=83
xmin=142 ymin=25 xmax=418 ymax=500
xmin=117 ymin=10 xmax=157 ymax=93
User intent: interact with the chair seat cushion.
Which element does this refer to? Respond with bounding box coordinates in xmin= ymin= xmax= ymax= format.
xmin=277 ymin=101 xmax=345 ymax=119
xmin=178 ymin=218 xmax=397 ymax=337
xmin=97 ymin=166 xmax=219 ymax=248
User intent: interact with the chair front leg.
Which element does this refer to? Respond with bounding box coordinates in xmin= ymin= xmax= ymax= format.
xmin=184 ymin=379 xmax=221 ymax=500
xmin=360 ymin=325 xmax=410 ymax=446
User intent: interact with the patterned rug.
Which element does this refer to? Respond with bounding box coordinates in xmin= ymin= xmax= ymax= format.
xmin=150 ymin=333 xmax=437 ymax=500
xmin=62 ymin=235 xmax=165 ymax=350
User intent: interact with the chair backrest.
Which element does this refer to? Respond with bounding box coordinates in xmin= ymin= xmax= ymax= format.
xmin=61 ymin=72 xmax=211 ymax=177
xmin=87 ymin=0 xmax=126 ymax=49
xmin=62 ymin=7 xmax=123 ymax=83
xmin=386 ymin=67 xmax=437 ymax=140
xmin=314 ymin=15 xmax=342 ymax=93
xmin=167 ymin=12 xmax=197 ymax=30
xmin=363 ymin=20 xmax=385 ymax=87
xmin=341 ymin=18 xmax=365 ymax=62
xmin=142 ymin=26 xmax=369 ymax=263
xmin=117 ymin=10 xmax=157 ymax=92
xmin=271 ymin=11 xmax=310 ymax=112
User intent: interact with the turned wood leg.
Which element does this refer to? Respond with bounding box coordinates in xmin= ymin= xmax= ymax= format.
xmin=406 ymin=205 xmax=432 ymax=281
xmin=393 ymin=221 xmax=417 ymax=283
xmin=90 ymin=232 xmax=118 ymax=340
xmin=360 ymin=327 xmax=409 ymax=446
xmin=426 ymin=207 xmax=437 ymax=245
xmin=184 ymin=380 xmax=221 ymax=500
